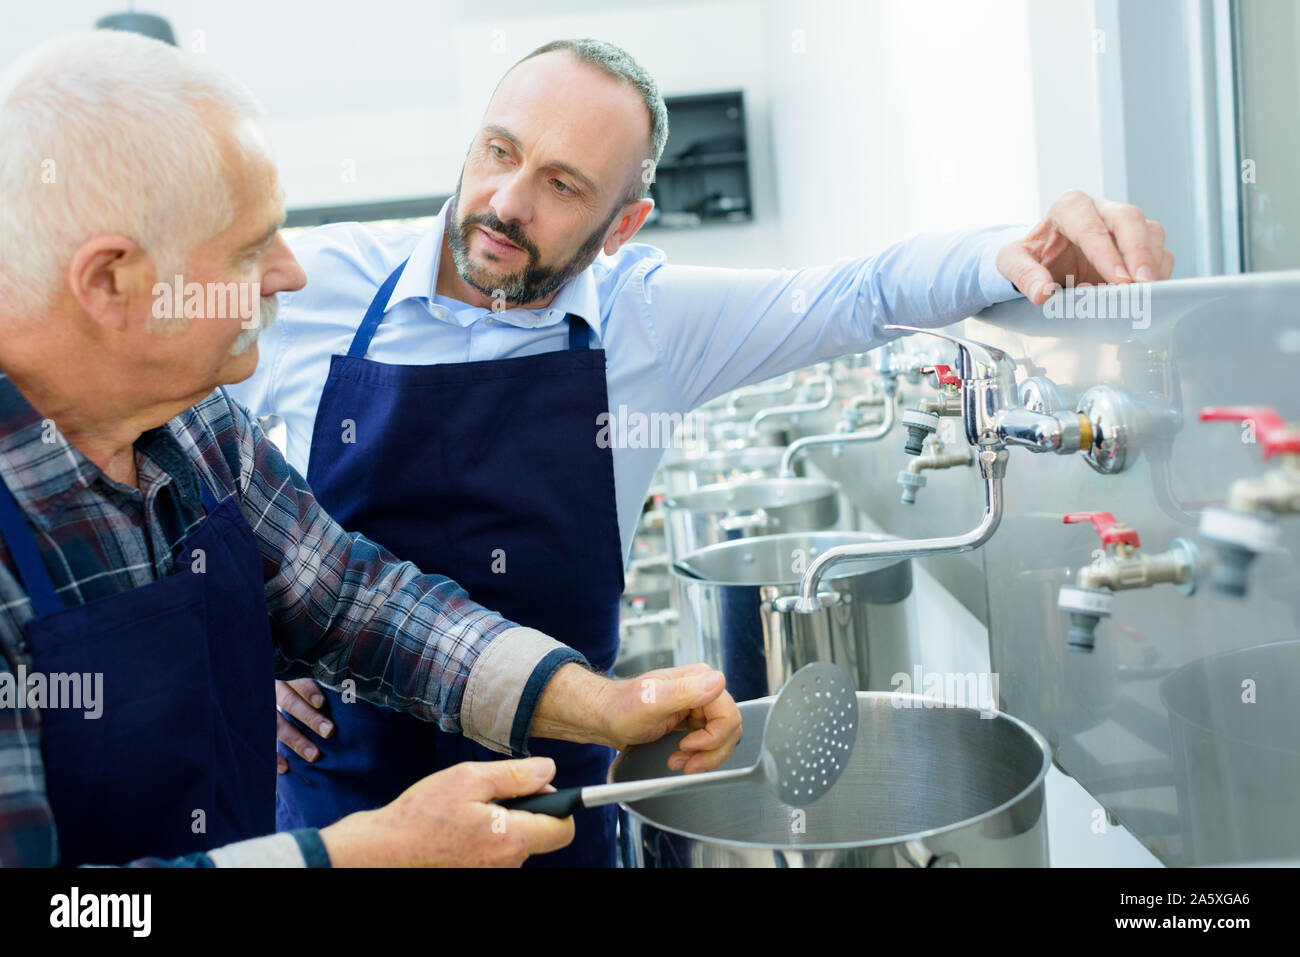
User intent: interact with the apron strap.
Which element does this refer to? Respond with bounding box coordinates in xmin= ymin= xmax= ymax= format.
xmin=0 ymin=474 xmax=65 ymax=616
xmin=196 ymin=470 xmax=223 ymax=512
xmin=567 ymin=314 xmax=591 ymax=351
xmin=0 ymin=465 xmax=230 ymax=618
xmin=347 ymin=258 xmax=411 ymax=358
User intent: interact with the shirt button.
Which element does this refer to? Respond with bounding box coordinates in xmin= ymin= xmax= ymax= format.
xmin=484 ymin=316 xmax=495 ymax=325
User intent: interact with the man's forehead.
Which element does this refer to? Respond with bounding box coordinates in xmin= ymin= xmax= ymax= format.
xmin=484 ymin=53 xmax=648 ymax=172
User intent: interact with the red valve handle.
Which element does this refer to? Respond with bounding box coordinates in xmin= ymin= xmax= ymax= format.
xmin=1199 ymin=406 xmax=1300 ymax=459
xmin=1063 ymin=512 xmax=1140 ymax=547
xmin=920 ymin=364 xmax=961 ymax=387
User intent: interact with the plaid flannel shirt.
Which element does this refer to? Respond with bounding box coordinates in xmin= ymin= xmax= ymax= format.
xmin=0 ymin=375 xmax=584 ymax=867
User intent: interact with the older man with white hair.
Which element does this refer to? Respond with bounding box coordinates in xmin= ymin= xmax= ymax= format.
xmin=0 ymin=30 xmax=740 ymax=868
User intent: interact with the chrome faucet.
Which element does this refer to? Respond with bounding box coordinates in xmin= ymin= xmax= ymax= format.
xmin=725 ymin=373 xmax=798 ymax=416
xmin=790 ymin=446 xmax=1008 ymax=613
xmin=779 ymin=378 xmax=898 ymax=476
xmin=792 ymin=326 xmax=1099 ymax=612
xmin=748 ymin=369 xmax=836 ymax=437
xmin=885 ymin=325 xmax=1090 ymax=457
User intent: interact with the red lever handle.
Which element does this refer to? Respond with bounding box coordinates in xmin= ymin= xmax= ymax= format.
xmin=1063 ymin=512 xmax=1140 ymax=547
xmin=920 ymin=364 xmax=961 ymax=387
xmin=1199 ymin=406 xmax=1300 ymax=459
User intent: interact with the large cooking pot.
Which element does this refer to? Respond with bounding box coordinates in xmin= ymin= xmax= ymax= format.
xmin=664 ymin=477 xmax=840 ymax=562
xmin=1159 ymin=639 xmax=1300 ymax=865
xmin=613 ymin=692 xmax=1052 ymax=867
xmin=673 ymin=532 xmax=913 ymax=701
xmin=659 ymin=446 xmax=788 ymax=497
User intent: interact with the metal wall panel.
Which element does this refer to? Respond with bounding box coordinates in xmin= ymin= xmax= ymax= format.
xmin=814 ymin=272 xmax=1300 ymax=864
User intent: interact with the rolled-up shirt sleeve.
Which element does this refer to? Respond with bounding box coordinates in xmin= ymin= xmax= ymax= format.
xmin=219 ymin=391 xmax=586 ymax=755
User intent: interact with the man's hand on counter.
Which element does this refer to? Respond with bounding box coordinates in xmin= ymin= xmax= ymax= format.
xmin=530 ymin=662 xmax=743 ymax=773
xmin=997 ymin=189 xmax=1175 ymax=305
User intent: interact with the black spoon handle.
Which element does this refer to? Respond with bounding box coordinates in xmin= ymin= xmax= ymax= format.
xmin=496 ymin=787 xmax=585 ymax=817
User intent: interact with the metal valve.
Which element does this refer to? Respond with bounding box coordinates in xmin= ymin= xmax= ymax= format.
xmin=901 ymin=364 xmax=963 ymax=454
xmin=921 ymin=364 xmax=961 ymax=387
xmin=1196 ymin=405 xmax=1300 ymax=596
xmin=883 ymin=325 xmax=1090 ymax=458
xmin=1058 ymin=511 xmax=1197 ymax=651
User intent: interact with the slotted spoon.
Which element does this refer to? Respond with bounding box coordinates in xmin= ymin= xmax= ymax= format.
xmin=499 ymin=661 xmax=859 ymax=817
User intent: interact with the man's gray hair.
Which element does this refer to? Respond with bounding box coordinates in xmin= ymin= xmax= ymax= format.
xmin=0 ymin=30 xmax=266 ymax=316
xmin=511 ymin=38 xmax=668 ymax=206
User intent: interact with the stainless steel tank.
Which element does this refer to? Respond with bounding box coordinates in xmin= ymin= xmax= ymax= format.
xmin=672 ymin=532 xmax=913 ymax=701
xmin=1159 ymin=640 xmax=1300 ymax=864
xmin=613 ymin=692 xmax=1052 ymax=867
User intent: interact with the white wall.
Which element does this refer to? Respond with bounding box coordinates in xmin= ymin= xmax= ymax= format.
xmin=765 ymin=0 xmax=1042 ymax=266
xmin=3 ymin=0 xmax=1117 ymax=269
xmin=0 ymin=0 xmax=465 ymax=208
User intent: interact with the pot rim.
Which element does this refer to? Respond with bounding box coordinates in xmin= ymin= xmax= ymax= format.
xmin=610 ymin=690 xmax=1053 ymax=852
xmin=672 ymin=531 xmax=911 ymax=585
xmin=664 ymin=476 xmax=840 ymax=512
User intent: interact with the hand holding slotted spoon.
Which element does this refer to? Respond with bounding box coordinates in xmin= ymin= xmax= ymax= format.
xmin=498 ymin=661 xmax=859 ymax=817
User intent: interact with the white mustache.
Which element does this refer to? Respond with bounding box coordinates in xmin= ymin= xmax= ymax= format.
xmin=230 ymin=293 xmax=278 ymax=356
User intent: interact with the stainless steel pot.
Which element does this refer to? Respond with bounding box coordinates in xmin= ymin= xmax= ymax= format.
xmin=672 ymin=532 xmax=913 ymax=701
xmin=664 ymin=477 xmax=840 ymax=561
xmin=613 ymin=692 xmax=1052 ymax=867
xmin=659 ymin=446 xmax=788 ymax=497
xmin=1159 ymin=639 xmax=1300 ymax=865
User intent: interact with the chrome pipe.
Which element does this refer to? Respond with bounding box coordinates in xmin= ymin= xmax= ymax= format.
xmin=793 ymin=449 xmax=1008 ymax=611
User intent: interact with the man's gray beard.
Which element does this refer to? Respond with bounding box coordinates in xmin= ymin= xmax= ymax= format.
xmin=447 ymin=199 xmax=617 ymax=306
xmin=230 ymin=293 xmax=278 ymax=356
xmin=448 ymin=227 xmax=593 ymax=305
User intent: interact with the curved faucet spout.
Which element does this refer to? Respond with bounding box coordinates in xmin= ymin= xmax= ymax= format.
xmin=792 ymin=449 xmax=1008 ymax=612
xmin=780 ymin=396 xmax=897 ymax=475
xmin=748 ymin=375 xmax=835 ymax=437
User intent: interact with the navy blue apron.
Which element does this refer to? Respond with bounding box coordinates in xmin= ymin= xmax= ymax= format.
xmin=0 ymin=468 xmax=275 ymax=865
xmin=277 ymin=257 xmax=625 ymax=866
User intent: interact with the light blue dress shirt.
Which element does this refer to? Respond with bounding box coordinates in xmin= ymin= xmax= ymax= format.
xmin=227 ymin=197 xmax=1024 ymax=563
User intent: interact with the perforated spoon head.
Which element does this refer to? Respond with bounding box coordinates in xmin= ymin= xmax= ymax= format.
xmin=759 ymin=662 xmax=860 ymax=806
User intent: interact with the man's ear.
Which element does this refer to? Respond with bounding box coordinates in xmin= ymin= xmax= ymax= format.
xmin=604 ymin=198 xmax=654 ymax=256
xmin=67 ymin=236 xmax=152 ymax=333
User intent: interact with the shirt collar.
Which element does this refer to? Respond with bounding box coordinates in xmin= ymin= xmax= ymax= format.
xmin=0 ymin=372 xmax=197 ymax=529
xmin=387 ymin=195 xmax=607 ymax=345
